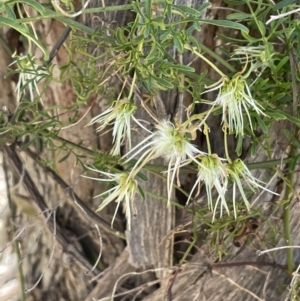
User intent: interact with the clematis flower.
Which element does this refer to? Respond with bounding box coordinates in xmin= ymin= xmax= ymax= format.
xmin=9 ymin=53 xmax=48 ymax=103
xmin=232 ymin=44 xmax=275 ymax=71
xmin=204 ymin=73 xmax=266 ymax=136
xmin=87 ymin=98 xmax=150 ymax=156
xmin=226 ymin=158 xmax=278 ymax=218
xmin=82 ymin=166 xmax=138 ymax=230
xmin=186 ymin=154 xmax=229 ymax=221
xmin=125 ymin=119 xmax=207 ymax=205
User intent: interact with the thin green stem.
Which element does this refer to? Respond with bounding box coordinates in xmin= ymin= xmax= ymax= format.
xmin=204 ymin=125 xmax=212 ymax=154
xmin=18 ymin=1 xmax=165 ymax=24
xmin=197 ymin=42 xmax=236 ymax=73
xmin=283 ymin=148 xmax=295 ymax=274
xmin=179 ymin=215 xmax=197 ymax=265
xmin=183 ymin=106 xmax=220 ymax=128
xmin=247 ymin=157 xmax=293 ymax=170
xmin=14 ymin=235 xmax=26 ymax=301
xmin=223 ymin=128 xmax=232 ymax=163
xmin=13 ymin=125 xmax=300 ymax=174
xmin=143 ymin=189 xmax=182 ymax=208
xmin=185 ymin=45 xmax=226 ymax=78
xmin=47 ymin=133 xmax=300 ymax=174
xmin=246 ymin=0 xmax=266 ymax=38
xmin=128 ymin=71 xmax=137 ymax=100
xmin=53 ymin=135 xmax=94 ymax=154
xmin=19 ymin=8 xmax=98 ymax=34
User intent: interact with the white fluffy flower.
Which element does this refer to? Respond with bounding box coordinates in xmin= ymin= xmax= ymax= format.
xmin=187 ymin=154 xmax=229 ymax=221
xmin=126 ymin=120 xmax=206 ymax=205
xmin=204 ymin=74 xmax=266 ymax=136
xmin=9 ymin=53 xmax=47 ymax=103
xmin=226 ymin=159 xmax=278 ymax=218
xmin=232 ymin=45 xmax=275 ymax=70
xmin=82 ymin=166 xmax=138 ymax=230
xmin=87 ymin=99 xmax=149 ymax=156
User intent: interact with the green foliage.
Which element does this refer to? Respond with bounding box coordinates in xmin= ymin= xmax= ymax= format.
xmin=2 ymin=0 xmax=300 ymax=296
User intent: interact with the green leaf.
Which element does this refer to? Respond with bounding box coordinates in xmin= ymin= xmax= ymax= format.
xmin=0 ymin=16 xmax=49 ymax=60
xmin=20 ymin=137 xmax=34 ymax=150
xmin=144 ymin=24 xmax=151 ymax=38
xmin=289 ymin=154 xmax=299 ymax=172
xmin=256 ymin=115 xmax=268 ymax=134
xmin=291 ymin=138 xmax=300 ymax=149
xmin=284 ymin=129 xmax=292 ymax=139
xmin=267 ymin=111 xmax=286 ymax=120
xmin=173 ymin=33 xmax=184 ymax=53
xmin=272 ymin=0 xmax=295 ymax=10
xmin=145 ymin=0 xmax=151 ymax=18
xmin=241 ymin=31 xmax=258 ymax=43
xmin=167 ymin=63 xmax=195 ymax=73
xmin=187 ymin=34 xmax=202 ymax=51
xmin=226 ymin=13 xmax=251 ymax=20
xmin=7 ymin=0 xmax=46 ymax=15
xmin=271 ymin=92 xmax=286 ymax=102
xmin=0 ymin=15 xmax=28 ymax=33
xmin=146 ymin=42 xmax=158 ymax=61
xmin=235 ymin=134 xmax=243 ymax=156
xmin=275 ymin=56 xmax=289 ymax=74
xmin=34 ymin=135 xmax=44 ymax=151
xmin=160 ymin=29 xmax=171 ymax=40
xmin=198 ymin=19 xmax=249 ymax=33
xmin=59 ymin=152 xmax=71 ymax=163
xmin=192 ymin=20 xmax=201 ymax=31
xmin=281 ymin=112 xmax=300 ymax=124
xmin=138 ymin=185 xmax=146 ymax=202
xmin=217 ymin=33 xmax=247 ymax=43
xmin=137 ymin=172 xmax=148 ymax=181
xmin=255 ymin=78 xmax=269 ymax=91
xmin=151 ymin=16 xmax=165 ymax=25
xmin=131 ymin=1 xmax=144 ymax=17
xmin=258 ymin=20 xmax=266 ymax=36
xmin=4 ymin=3 xmax=16 ymax=20
xmin=115 ymin=27 xmax=128 ymax=45
xmin=250 ymin=139 xmax=257 ymax=156
xmin=197 ymin=2 xmax=211 ymax=13
xmin=166 ymin=2 xmax=172 ymax=19
xmin=172 ymin=4 xmax=202 ymax=17
xmin=155 ymin=76 xmax=174 ymax=89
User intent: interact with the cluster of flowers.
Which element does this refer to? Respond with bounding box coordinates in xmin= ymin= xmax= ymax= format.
xmin=4 ymin=44 xmax=272 ymax=230
xmin=84 ymin=56 xmax=277 ymax=229
xmin=10 ymin=48 xmax=277 ymax=231
xmin=85 ymin=123 xmax=275 ymax=229
xmin=12 ymin=46 xmax=274 ymax=229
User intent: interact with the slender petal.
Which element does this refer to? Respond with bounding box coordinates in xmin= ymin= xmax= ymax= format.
xmin=204 ymin=74 xmax=266 ymax=136
xmin=125 ymin=119 xmax=207 ymax=205
xmin=82 ymin=167 xmax=138 ymax=230
xmin=87 ymin=99 xmax=138 ymax=155
xmin=9 ymin=53 xmax=48 ymax=103
xmin=187 ymin=154 xmax=229 ymax=221
xmin=232 ymin=44 xmax=275 ymax=70
xmin=226 ymin=159 xmax=279 ymax=218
